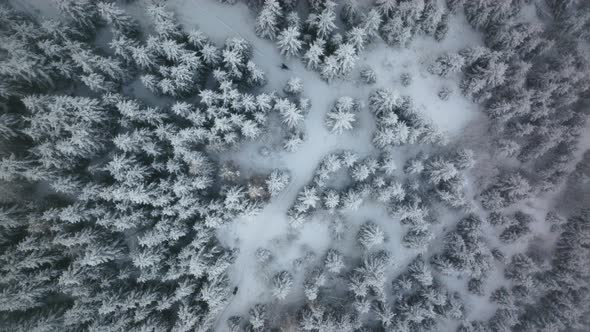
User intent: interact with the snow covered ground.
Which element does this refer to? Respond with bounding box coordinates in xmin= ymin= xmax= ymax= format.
xmin=9 ymin=0 xmax=568 ymax=328
xmin=139 ymin=0 xmax=489 ymax=325
xmin=3 ymin=0 xmax=589 ymax=330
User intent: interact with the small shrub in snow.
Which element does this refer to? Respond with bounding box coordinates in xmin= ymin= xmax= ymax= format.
xmin=283 ymin=131 xmax=304 ymax=152
xmin=259 ymin=146 xmax=271 ymax=157
xmin=360 ymin=67 xmax=377 ymax=84
xmin=255 ymin=248 xmax=273 ymax=266
xmin=438 ymin=86 xmax=453 ymax=100
xmin=400 ymin=72 xmax=412 ymax=87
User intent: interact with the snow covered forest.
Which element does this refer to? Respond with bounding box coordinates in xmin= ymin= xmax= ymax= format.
xmin=1 ymin=0 xmax=589 ymax=330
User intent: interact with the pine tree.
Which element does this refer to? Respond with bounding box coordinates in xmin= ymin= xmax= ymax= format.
xmin=277 ymin=26 xmax=302 ymax=58
xmin=375 ymin=0 xmax=398 ymax=17
xmin=271 ymin=271 xmax=293 ymax=300
xmin=460 ymin=49 xmax=507 ymax=101
xmin=481 ymin=171 xmax=531 ymax=210
xmin=297 ymin=186 xmax=320 ymax=211
xmin=373 ymin=301 xmax=396 ymax=328
xmin=255 ymin=0 xmax=282 ymax=40
xmin=22 ymin=95 xmax=110 ymax=170
xmin=420 ymin=0 xmax=443 ymax=35
xmin=284 ymin=130 xmax=304 ymax=152
xmin=341 ymin=0 xmax=361 ymax=28
xmin=446 ymin=0 xmax=465 ymax=13
xmin=249 ymin=304 xmax=267 ymax=330
xmin=275 ymin=98 xmax=303 ymax=128
xmin=369 ymin=88 xmax=402 ymax=115
xmin=312 ymin=5 xmax=337 ymax=39
xmin=55 ymin=0 xmax=98 ymax=29
xmin=346 ymin=26 xmax=368 ymax=51
xmin=428 ymin=53 xmax=465 ymax=77
xmin=363 ymin=9 xmax=382 ymax=40
xmin=334 ymin=43 xmax=358 ymax=76
xmin=357 ymin=221 xmax=385 ymax=249
xmin=97 ymin=1 xmax=137 ymax=36
xmin=407 ymin=254 xmax=433 ymax=286
xmin=320 ymin=55 xmax=340 ymax=82
xmin=146 ymin=3 xmax=182 ymax=39
xmin=325 ymin=97 xmax=359 ymax=134
xmin=434 ymin=13 xmax=450 ymax=42
xmin=424 ymin=156 xmax=459 ymax=185
xmin=381 ymin=153 xmax=397 ymax=176
xmin=266 ymin=169 xmax=290 ymax=197
xmin=380 ymin=16 xmax=413 ymax=47
xmin=323 ymin=190 xmax=340 ymax=212
xmin=303 ymin=38 xmax=325 ymax=70
xmin=373 ymin=122 xmax=410 ymax=147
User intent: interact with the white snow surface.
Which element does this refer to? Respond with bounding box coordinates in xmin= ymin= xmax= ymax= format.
xmin=10 ymin=0 xmax=509 ymax=328
xmin=154 ymin=0 xmax=486 ymax=326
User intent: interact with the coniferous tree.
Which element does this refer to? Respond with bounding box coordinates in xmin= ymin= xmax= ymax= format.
xmin=277 ymin=26 xmax=302 ymax=58
xmin=255 ymin=0 xmax=282 ymax=40
xmin=271 ymin=271 xmax=293 ymax=300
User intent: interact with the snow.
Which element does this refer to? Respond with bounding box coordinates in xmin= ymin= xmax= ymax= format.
xmin=135 ymin=0 xmax=490 ymax=325
xmin=7 ymin=0 xmax=521 ymax=328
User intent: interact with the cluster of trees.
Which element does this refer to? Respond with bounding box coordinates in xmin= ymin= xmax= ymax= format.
xmin=489 ymin=210 xmax=534 ymax=244
xmin=376 ymin=0 xmax=449 ymax=47
xmin=2 ymin=0 xmax=589 ymax=330
xmin=459 ymin=209 xmax=590 ymax=331
xmin=369 ymin=89 xmax=444 ymax=148
xmin=233 ymin=246 xmax=466 ymax=331
xmin=431 ymin=215 xmax=494 ymax=283
xmin=277 ymin=77 xmax=312 ymax=152
xmin=255 ymin=0 xmax=360 ymax=81
xmin=255 ymin=0 xmax=451 ymax=82
xmin=441 ymin=0 xmax=590 ymax=209
xmin=0 ymin=1 xmax=294 ymax=330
